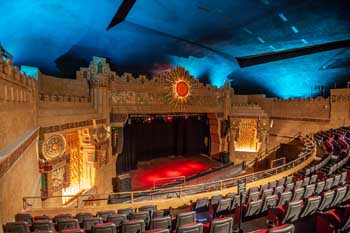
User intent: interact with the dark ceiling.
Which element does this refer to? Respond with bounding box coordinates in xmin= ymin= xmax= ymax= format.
xmin=0 ymin=0 xmax=349 ymax=98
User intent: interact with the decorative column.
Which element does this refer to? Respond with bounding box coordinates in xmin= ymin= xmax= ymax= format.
xmin=229 ymin=119 xmax=240 ymax=163
xmin=257 ymin=119 xmax=270 ymax=155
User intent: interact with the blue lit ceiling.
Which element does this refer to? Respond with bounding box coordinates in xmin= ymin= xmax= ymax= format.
xmin=0 ymin=0 xmax=349 ymax=98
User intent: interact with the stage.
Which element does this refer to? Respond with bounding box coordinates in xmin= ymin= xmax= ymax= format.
xmin=128 ymin=155 xmax=243 ymax=190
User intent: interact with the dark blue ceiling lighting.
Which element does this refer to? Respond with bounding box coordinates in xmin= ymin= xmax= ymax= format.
xmin=0 ymin=0 xmax=349 ymax=98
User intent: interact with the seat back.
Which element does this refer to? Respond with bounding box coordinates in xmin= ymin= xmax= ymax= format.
xmin=57 ymin=219 xmax=79 ymax=231
xmin=139 ymin=205 xmax=157 ymax=218
xmin=304 ymin=184 xmax=315 ymax=199
xmin=215 ymin=198 xmax=232 ymax=217
xmin=15 ymin=214 xmax=33 ymax=224
xmin=194 ymin=197 xmax=209 ymax=212
xmin=315 ymin=181 xmax=325 ymax=195
xmin=248 ymin=192 xmax=260 ymax=203
xmin=300 ymin=196 xmax=321 ymax=218
xmin=310 ymin=174 xmax=318 ymax=184
xmin=262 ymin=189 xmax=273 ymax=199
xmin=269 ymin=224 xmax=295 ymax=233
xmin=83 ymin=217 xmax=103 ymax=230
xmin=282 ymin=200 xmax=303 ymax=224
xmin=342 ymin=185 xmax=350 ymax=203
xmin=318 ymin=190 xmax=335 ymax=211
xmin=244 ymin=199 xmax=263 ymax=217
xmin=294 ymin=180 xmax=302 ymax=189
xmin=292 ymin=188 xmax=304 ymax=201
xmin=150 ymin=216 xmax=172 ymax=230
xmin=324 ymin=177 xmax=334 ymax=191
xmin=330 ymin=186 xmax=347 ymax=207
xmin=97 ymin=211 xmax=116 ymax=222
xmin=278 ymin=192 xmax=292 ymax=206
xmin=177 ymin=223 xmax=203 ymax=233
xmin=91 ymin=223 xmax=117 ymax=233
xmin=118 ymin=208 xmax=134 ymax=216
xmin=176 ymin=211 xmax=196 ymax=228
xmin=277 ymin=178 xmax=286 ymax=187
xmin=260 ymin=183 xmax=268 ymax=192
xmin=4 ymin=222 xmax=30 ymax=233
xmin=332 ymin=174 xmax=341 ymax=187
xmin=54 ymin=214 xmax=73 ymax=223
xmin=76 ymin=213 xmax=93 ymax=222
xmin=32 ymin=220 xmax=55 ymax=231
xmin=274 ymin=186 xmax=284 ymax=196
xmin=107 ymin=214 xmax=127 ymax=227
xmin=269 ymin=181 xmax=277 ymax=190
xmin=340 ymin=171 xmax=348 ymax=185
xmin=122 ymin=220 xmax=145 ymax=233
xmin=261 ymin=195 xmax=278 ymax=213
xmin=286 ymin=176 xmax=294 ymax=184
xmin=210 ymin=195 xmax=223 ymax=206
xmin=284 ymin=183 xmax=294 ymax=192
xmin=130 ymin=211 xmax=150 ymax=226
xmin=209 ymin=217 xmax=233 ymax=233
xmin=302 ymin=177 xmax=310 ymax=187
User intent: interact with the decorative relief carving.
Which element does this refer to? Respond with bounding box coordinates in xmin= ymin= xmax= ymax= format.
xmin=42 ymin=134 xmax=66 ymax=160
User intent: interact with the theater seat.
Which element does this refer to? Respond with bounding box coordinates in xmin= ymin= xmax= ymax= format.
xmin=91 ymin=223 xmax=117 ymax=233
xmin=277 ymin=192 xmax=292 ymax=206
xmin=139 ymin=205 xmax=157 ymax=218
xmin=177 ymin=223 xmax=203 ymax=233
xmin=118 ymin=207 xmax=134 ymax=216
xmin=243 ymin=199 xmax=263 ymax=218
xmin=56 ymin=219 xmax=79 ymax=231
xmin=205 ymin=217 xmax=233 ymax=233
xmin=32 ymin=220 xmax=56 ymax=232
xmin=107 ymin=214 xmax=127 ymax=232
xmin=274 ymin=186 xmax=284 ymax=196
xmin=4 ymin=222 xmax=30 ymax=233
xmin=130 ymin=211 xmax=151 ymax=227
xmin=175 ymin=212 xmax=196 ymax=229
xmin=318 ymin=190 xmax=335 ymax=211
xmin=299 ymin=196 xmax=321 ymax=218
xmin=213 ymin=198 xmax=232 ymax=217
xmin=76 ymin=213 xmax=93 ymax=222
xmin=193 ymin=197 xmax=210 ymax=213
xmin=261 ymin=195 xmax=278 ymax=213
xmin=150 ymin=216 xmax=172 ymax=230
xmin=316 ymin=207 xmax=350 ymax=233
xmin=54 ymin=214 xmax=73 ymax=223
xmin=15 ymin=213 xmax=33 ymax=225
xmin=82 ymin=217 xmax=103 ymax=231
xmin=210 ymin=195 xmax=223 ymax=206
xmin=315 ymin=181 xmax=326 ymax=195
xmin=291 ymin=187 xmax=304 ymax=201
xmin=330 ymin=186 xmax=347 ymax=208
xmin=304 ymin=184 xmax=316 ymax=199
xmin=122 ymin=220 xmax=145 ymax=233
xmin=97 ymin=211 xmax=116 ymax=222
xmin=267 ymin=200 xmax=303 ymax=226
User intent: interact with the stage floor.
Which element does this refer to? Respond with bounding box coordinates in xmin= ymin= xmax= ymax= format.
xmin=129 ymin=155 xmax=221 ymax=190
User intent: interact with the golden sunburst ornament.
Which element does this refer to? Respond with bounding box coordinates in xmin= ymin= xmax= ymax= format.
xmin=165 ymin=67 xmax=195 ymax=107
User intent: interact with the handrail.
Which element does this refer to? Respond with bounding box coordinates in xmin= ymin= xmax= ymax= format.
xmin=23 ymin=135 xmax=315 ymax=209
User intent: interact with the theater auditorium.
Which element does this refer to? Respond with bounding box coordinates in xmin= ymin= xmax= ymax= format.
xmin=0 ymin=1 xmax=349 ymax=233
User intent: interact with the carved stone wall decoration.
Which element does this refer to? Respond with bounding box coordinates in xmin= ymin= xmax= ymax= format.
xmin=97 ymin=125 xmax=110 ymax=142
xmin=42 ymin=134 xmax=66 ymax=160
xmin=164 ymin=67 xmax=196 ymax=107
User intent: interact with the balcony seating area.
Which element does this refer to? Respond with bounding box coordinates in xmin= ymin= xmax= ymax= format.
xmin=4 ymin=127 xmax=350 ymax=233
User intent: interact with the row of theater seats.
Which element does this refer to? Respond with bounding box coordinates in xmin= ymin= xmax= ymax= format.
xmin=5 ymin=127 xmax=350 ymax=233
